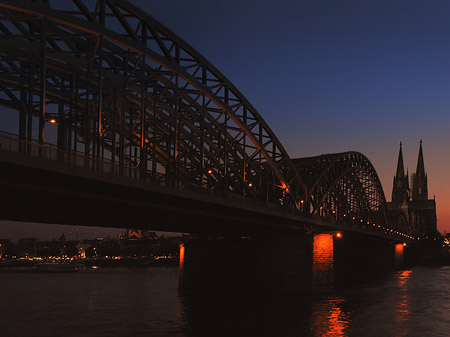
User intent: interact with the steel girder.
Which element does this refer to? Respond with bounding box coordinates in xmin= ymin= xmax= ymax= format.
xmin=0 ymin=0 xmax=397 ymax=235
xmin=293 ymin=152 xmax=395 ymax=234
xmin=0 ymin=0 xmax=307 ymax=209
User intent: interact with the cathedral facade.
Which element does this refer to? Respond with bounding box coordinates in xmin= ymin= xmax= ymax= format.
xmin=386 ymin=141 xmax=439 ymax=237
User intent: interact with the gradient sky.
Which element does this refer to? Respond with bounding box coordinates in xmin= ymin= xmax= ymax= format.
xmin=133 ymin=0 xmax=449 ymax=232
xmin=1 ymin=0 xmax=449 ymax=240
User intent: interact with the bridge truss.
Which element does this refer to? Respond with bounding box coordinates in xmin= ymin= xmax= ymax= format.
xmin=0 ymin=0 xmax=410 ymax=237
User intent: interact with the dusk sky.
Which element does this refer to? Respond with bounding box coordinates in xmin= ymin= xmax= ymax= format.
xmin=1 ymin=0 xmax=450 ymax=240
xmin=134 ymin=0 xmax=450 ymax=232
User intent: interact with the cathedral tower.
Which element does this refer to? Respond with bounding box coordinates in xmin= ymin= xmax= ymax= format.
xmin=392 ymin=142 xmax=409 ymax=203
xmin=411 ymin=140 xmax=428 ymax=200
xmin=388 ymin=141 xmax=438 ymax=237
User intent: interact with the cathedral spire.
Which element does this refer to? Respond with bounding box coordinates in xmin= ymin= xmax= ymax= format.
xmin=392 ymin=142 xmax=409 ymax=203
xmin=412 ymin=139 xmax=428 ymax=200
xmin=396 ymin=142 xmax=405 ymax=178
xmin=416 ymin=139 xmax=425 ymax=178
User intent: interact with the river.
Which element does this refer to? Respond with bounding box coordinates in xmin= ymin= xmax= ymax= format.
xmin=1 ymin=266 xmax=450 ymax=336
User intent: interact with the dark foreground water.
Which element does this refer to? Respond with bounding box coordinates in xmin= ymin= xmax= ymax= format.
xmin=1 ymin=266 xmax=450 ymax=337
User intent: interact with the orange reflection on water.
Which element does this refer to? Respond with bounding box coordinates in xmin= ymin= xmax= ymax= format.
xmin=394 ymin=270 xmax=412 ymax=336
xmin=397 ymin=270 xmax=411 ymax=288
xmin=311 ymin=297 xmax=350 ymax=337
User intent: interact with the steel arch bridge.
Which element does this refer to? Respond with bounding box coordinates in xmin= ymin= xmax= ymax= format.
xmin=0 ymin=0 xmax=412 ymax=238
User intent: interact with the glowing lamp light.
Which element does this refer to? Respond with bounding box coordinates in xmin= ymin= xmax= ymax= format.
xmin=49 ymin=119 xmax=56 ymax=124
xmin=207 ymin=169 xmax=212 ymax=174
xmin=248 ymin=183 xmax=253 ymax=187
xmin=336 ymin=232 xmax=342 ymax=238
xmin=403 ymin=243 xmax=407 ymax=247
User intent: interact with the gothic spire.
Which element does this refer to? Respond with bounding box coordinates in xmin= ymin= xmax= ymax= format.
xmin=416 ymin=139 xmax=425 ymax=178
xmin=412 ymin=139 xmax=428 ymax=200
xmin=392 ymin=142 xmax=409 ymax=203
xmin=396 ymin=142 xmax=405 ymax=178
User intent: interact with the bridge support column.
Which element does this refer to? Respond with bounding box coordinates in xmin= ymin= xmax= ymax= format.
xmin=312 ymin=234 xmax=334 ymax=292
xmin=333 ymin=232 xmax=400 ymax=286
xmin=394 ymin=243 xmax=404 ymax=268
xmin=179 ymin=236 xmax=314 ymax=292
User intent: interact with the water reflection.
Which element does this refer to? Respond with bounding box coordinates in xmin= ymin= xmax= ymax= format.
xmin=394 ymin=270 xmax=412 ymax=336
xmin=310 ymin=296 xmax=350 ymax=336
xmin=2 ymin=266 xmax=450 ymax=336
xmin=177 ymin=270 xmax=423 ymax=337
xmin=178 ymin=291 xmax=352 ymax=337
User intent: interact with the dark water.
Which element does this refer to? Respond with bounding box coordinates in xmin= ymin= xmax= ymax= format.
xmin=1 ymin=266 xmax=450 ymax=337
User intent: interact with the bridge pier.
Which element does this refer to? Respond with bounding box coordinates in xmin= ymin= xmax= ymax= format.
xmin=312 ymin=234 xmax=335 ymax=292
xmin=394 ymin=243 xmax=405 ymax=268
xmin=333 ymin=232 xmax=402 ymax=286
xmin=179 ymin=232 xmax=406 ymax=293
xmin=179 ymin=234 xmax=337 ymax=293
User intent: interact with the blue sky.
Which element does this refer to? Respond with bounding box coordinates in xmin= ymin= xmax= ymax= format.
xmin=1 ymin=0 xmax=449 ymax=239
xmin=134 ymin=0 xmax=450 ymax=230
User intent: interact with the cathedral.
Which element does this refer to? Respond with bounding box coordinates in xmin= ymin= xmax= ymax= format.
xmin=387 ymin=141 xmax=439 ymax=237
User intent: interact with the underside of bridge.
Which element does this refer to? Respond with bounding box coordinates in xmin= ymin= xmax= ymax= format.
xmin=0 ymin=0 xmax=415 ymax=240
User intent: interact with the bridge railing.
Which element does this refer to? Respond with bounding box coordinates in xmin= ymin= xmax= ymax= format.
xmin=0 ymin=131 xmax=132 ymax=178
xmin=0 ymin=132 xmax=406 ymax=237
xmin=0 ymin=131 xmax=289 ymax=212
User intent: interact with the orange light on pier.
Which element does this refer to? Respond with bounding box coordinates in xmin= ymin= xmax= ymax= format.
xmin=312 ymin=234 xmax=334 ymax=292
xmin=179 ymin=243 xmax=185 ymax=268
xmin=395 ymin=243 xmax=404 ymax=268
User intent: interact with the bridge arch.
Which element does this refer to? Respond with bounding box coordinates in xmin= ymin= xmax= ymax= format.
xmin=293 ymin=152 xmax=395 ymax=232
xmin=0 ymin=0 xmax=306 ymax=209
xmin=0 ymin=0 xmax=404 ymax=236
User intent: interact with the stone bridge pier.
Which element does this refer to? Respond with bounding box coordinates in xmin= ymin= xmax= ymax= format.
xmin=179 ymin=233 xmax=405 ymax=293
xmin=333 ymin=232 xmax=405 ymax=286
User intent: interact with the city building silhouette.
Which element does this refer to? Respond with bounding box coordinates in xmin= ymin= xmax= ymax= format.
xmin=387 ymin=141 xmax=438 ymax=236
